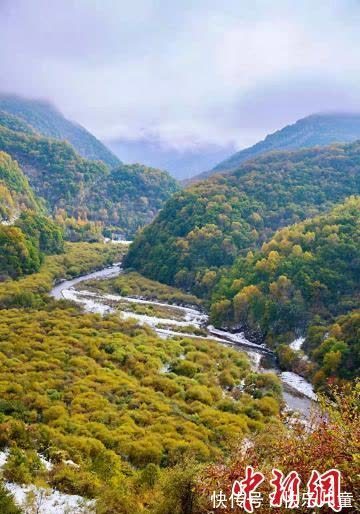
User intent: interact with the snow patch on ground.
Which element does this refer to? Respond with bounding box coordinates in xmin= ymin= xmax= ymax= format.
xmin=5 ymin=483 xmax=95 ymax=514
xmin=0 ymin=449 xmax=9 ymax=467
xmin=247 ymin=351 xmax=262 ymax=370
xmin=207 ymin=326 xmax=270 ymax=352
xmin=0 ymin=450 xmax=93 ymax=513
xmin=104 ymin=238 xmax=133 ymax=245
xmin=281 ymin=372 xmax=317 ymax=401
xmin=61 ymin=289 xmax=115 ymax=316
xmin=289 ymin=336 xmax=305 ymax=351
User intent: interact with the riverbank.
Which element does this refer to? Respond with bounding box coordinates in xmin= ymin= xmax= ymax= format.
xmin=50 ymin=263 xmax=317 ymax=417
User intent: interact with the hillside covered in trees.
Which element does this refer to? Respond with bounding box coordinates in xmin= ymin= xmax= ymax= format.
xmin=195 ymin=112 xmax=360 ymax=180
xmin=125 ymin=141 xmax=360 ymax=293
xmin=0 ymin=151 xmax=63 ymax=280
xmin=0 ymin=151 xmax=40 ymax=222
xmin=212 ymin=197 xmax=359 ymax=387
xmin=0 ymin=116 xmax=179 ymax=238
xmin=0 ymin=94 xmax=120 ymax=167
xmin=0 ymin=147 xmax=357 ymax=511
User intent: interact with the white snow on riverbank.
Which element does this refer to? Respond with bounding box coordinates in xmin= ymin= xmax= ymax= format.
xmin=290 ymin=336 xmax=305 ymax=351
xmin=0 ymin=450 xmax=94 ymax=513
xmin=77 ymin=289 xmax=207 ymax=324
xmin=207 ymin=325 xmax=269 ymax=352
xmin=49 ymin=264 xmax=316 ymax=417
xmin=247 ymin=351 xmax=262 ymax=370
xmin=61 ymin=288 xmax=115 ymax=316
xmin=281 ymin=371 xmax=317 ymax=401
xmin=60 ymin=288 xmax=208 ymax=329
xmin=5 ymin=483 xmax=95 ymax=514
xmin=104 ymin=238 xmax=132 ymax=245
xmin=50 ymin=264 xmax=122 ymax=300
xmin=0 ymin=449 xmax=9 ymax=467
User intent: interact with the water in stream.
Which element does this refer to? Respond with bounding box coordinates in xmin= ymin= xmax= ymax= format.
xmin=50 ymin=263 xmax=316 ymax=417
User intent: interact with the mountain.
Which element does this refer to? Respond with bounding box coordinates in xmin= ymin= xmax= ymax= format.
xmin=0 ymin=94 xmax=120 ymax=167
xmin=0 ymin=151 xmax=63 ymax=279
xmin=0 ymin=110 xmax=35 ymax=135
xmin=124 ymin=141 xmax=360 ymax=294
xmin=0 ymin=150 xmax=40 ymax=222
xmin=107 ymin=136 xmax=235 ymax=180
xmin=194 ymin=112 xmax=360 ymax=180
xmin=212 ymin=197 xmax=360 ymax=388
xmin=212 ymin=196 xmax=360 ymax=343
xmin=0 ymin=116 xmax=179 ymax=238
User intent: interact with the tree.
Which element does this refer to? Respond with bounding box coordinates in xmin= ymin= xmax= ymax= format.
xmin=0 ymin=482 xmax=22 ymax=514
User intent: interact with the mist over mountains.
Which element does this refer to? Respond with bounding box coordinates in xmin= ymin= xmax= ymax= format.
xmin=192 ymin=112 xmax=360 ymax=181
xmin=106 ymin=136 xmax=235 ymax=180
xmin=109 ymin=112 xmax=360 ymax=180
xmin=0 ymin=94 xmax=120 ymax=167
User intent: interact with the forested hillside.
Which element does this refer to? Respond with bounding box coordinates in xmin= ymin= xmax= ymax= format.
xmin=212 ymin=197 xmax=359 ymax=335
xmin=125 ymin=141 xmax=360 ymax=293
xmin=0 ymin=110 xmax=35 ymax=135
xmin=212 ymin=198 xmax=359 ymax=384
xmin=195 ymin=112 xmax=360 ymax=179
xmin=0 ymin=151 xmax=40 ymax=222
xmin=0 ymin=94 xmax=120 ymax=167
xmin=0 ymin=151 xmax=65 ymax=280
xmin=0 ymin=119 xmax=179 ymax=238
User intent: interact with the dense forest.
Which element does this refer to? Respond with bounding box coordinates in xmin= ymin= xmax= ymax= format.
xmin=0 ymin=111 xmax=35 ymax=136
xmin=304 ymin=309 xmax=360 ymax=387
xmin=125 ymin=141 xmax=360 ymax=292
xmin=125 ymin=142 xmax=360 ymax=389
xmin=212 ymin=197 xmax=360 ymax=387
xmin=0 ymin=117 xmax=179 ymax=238
xmin=0 ymin=95 xmax=120 ymax=167
xmin=212 ymin=197 xmax=359 ymax=337
xmin=0 ymin=212 xmax=63 ymax=280
xmin=0 ymin=151 xmax=63 ymax=280
xmin=0 ymin=151 xmax=40 ymax=222
xmin=195 ymin=112 xmax=360 ymax=179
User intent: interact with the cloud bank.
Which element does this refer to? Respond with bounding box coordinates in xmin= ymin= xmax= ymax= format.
xmin=1 ymin=0 xmax=360 ymax=150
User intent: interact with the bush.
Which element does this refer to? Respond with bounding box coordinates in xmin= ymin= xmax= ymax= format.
xmin=0 ymin=482 xmax=22 ymax=514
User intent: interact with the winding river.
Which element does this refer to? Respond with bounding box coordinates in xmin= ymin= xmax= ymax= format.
xmin=50 ymin=263 xmax=317 ymax=417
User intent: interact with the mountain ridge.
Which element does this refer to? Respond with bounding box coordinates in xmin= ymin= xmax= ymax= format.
xmin=192 ymin=112 xmax=360 ymax=181
xmin=0 ymin=115 xmax=179 ymax=238
xmin=125 ymin=140 xmax=360 ymax=293
xmin=0 ymin=93 xmax=120 ymax=167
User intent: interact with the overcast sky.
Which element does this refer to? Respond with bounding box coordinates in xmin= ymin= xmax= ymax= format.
xmin=1 ymin=0 xmax=360 ymax=150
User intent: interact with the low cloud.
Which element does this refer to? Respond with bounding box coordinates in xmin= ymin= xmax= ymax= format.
xmin=1 ymin=0 xmax=360 ymax=150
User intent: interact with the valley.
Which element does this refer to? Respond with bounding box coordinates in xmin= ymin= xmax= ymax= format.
xmin=0 ymin=94 xmax=358 ymax=513
xmin=50 ymin=261 xmax=316 ymax=416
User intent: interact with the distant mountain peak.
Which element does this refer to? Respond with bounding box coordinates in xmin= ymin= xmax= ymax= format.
xmin=107 ymin=135 xmax=235 ymax=180
xmin=192 ymin=111 xmax=360 ymax=181
xmin=0 ymin=93 xmax=121 ymax=168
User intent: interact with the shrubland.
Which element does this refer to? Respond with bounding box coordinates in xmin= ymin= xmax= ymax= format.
xmin=85 ymin=270 xmax=203 ymax=308
xmin=0 ymin=307 xmax=281 ymax=510
xmin=0 ymin=242 xmax=125 ymax=308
